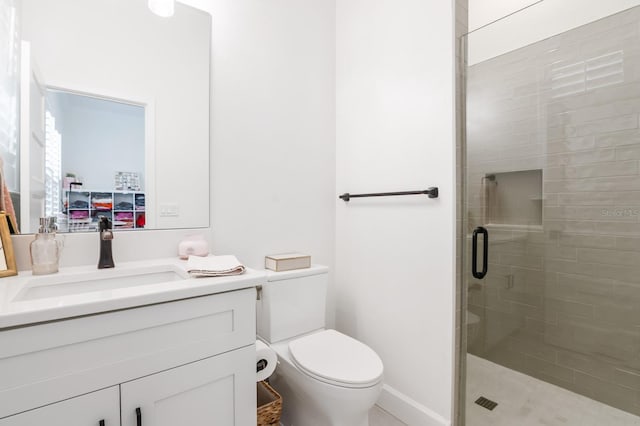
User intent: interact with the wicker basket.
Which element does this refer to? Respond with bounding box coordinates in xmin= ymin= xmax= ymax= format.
xmin=257 ymin=380 xmax=282 ymax=426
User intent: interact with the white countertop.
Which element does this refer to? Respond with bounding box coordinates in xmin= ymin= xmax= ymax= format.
xmin=0 ymin=257 xmax=266 ymax=329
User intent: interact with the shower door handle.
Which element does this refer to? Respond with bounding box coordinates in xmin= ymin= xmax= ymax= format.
xmin=472 ymin=226 xmax=488 ymax=279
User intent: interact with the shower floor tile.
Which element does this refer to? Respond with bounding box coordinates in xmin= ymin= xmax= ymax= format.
xmin=466 ymin=354 xmax=640 ymax=426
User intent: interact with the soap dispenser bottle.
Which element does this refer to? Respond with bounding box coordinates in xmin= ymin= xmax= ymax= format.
xmin=30 ymin=217 xmax=63 ymax=275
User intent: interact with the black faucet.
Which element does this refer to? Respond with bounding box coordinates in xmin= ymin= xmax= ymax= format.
xmin=98 ymin=216 xmax=115 ymax=269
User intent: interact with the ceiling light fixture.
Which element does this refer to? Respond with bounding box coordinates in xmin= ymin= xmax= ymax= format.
xmin=148 ymin=0 xmax=175 ymax=18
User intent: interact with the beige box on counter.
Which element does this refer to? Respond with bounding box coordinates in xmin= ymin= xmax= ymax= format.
xmin=265 ymin=253 xmax=311 ymax=272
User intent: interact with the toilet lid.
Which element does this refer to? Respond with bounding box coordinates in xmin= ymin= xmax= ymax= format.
xmin=288 ymin=329 xmax=384 ymax=388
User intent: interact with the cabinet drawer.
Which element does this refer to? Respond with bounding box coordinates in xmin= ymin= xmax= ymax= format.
xmin=0 ymin=288 xmax=256 ymax=419
xmin=0 ymin=386 xmax=119 ymax=426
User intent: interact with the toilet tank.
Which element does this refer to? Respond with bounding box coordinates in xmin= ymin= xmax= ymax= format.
xmin=257 ymin=265 xmax=328 ymax=343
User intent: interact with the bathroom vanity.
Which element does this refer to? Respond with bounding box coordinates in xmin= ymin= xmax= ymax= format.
xmin=0 ymin=259 xmax=264 ymax=425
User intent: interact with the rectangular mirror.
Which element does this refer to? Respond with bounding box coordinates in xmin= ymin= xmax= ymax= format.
xmin=3 ymin=0 xmax=211 ymax=233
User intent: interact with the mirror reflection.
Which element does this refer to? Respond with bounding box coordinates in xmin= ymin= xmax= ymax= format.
xmin=3 ymin=0 xmax=211 ymax=233
xmin=45 ymin=90 xmax=146 ymax=232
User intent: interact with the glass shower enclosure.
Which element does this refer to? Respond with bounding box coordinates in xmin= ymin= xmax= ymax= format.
xmin=462 ymin=3 xmax=640 ymax=425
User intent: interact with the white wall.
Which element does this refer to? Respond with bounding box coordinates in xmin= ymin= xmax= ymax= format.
xmin=336 ymin=1 xmax=456 ymax=425
xmin=469 ymin=0 xmax=640 ymax=64
xmin=469 ymin=0 xmax=541 ymax=31
xmin=56 ymin=93 xmax=145 ymax=191
xmin=204 ymin=0 xmax=337 ymax=297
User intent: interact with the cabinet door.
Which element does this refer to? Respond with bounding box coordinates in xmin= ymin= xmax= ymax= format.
xmin=0 ymin=386 xmax=119 ymax=426
xmin=121 ymin=345 xmax=256 ymax=426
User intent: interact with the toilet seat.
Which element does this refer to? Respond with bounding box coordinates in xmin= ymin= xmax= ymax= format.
xmin=288 ymin=329 xmax=384 ymax=389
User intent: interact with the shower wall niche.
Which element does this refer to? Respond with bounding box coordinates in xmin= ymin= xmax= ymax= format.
xmin=484 ymin=170 xmax=542 ymax=227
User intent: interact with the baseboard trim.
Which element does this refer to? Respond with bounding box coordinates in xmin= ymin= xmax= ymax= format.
xmin=377 ymin=384 xmax=451 ymax=426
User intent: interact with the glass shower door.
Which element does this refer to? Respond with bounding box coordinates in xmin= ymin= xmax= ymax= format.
xmin=462 ymin=3 xmax=640 ymax=425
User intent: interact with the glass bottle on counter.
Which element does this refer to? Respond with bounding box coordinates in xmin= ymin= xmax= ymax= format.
xmin=30 ymin=217 xmax=64 ymax=275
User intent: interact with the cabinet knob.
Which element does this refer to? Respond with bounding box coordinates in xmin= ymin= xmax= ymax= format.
xmin=136 ymin=407 xmax=142 ymax=426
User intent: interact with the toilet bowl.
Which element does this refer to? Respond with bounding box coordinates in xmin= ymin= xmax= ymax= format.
xmin=256 ymin=266 xmax=384 ymax=426
xmin=269 ymin=329 xmax=383 ymax=426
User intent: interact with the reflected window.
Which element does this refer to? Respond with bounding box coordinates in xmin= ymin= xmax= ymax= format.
xmin=44 ymin=109 xmax=61 ymax=218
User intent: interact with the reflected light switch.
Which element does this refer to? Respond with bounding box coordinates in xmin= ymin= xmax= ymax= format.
xmin=160 ymin=203 xmax=179 ymax=217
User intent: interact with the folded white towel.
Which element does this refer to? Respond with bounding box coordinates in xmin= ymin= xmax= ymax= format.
xmin=186 ymin=255 xmax=246 ymax=277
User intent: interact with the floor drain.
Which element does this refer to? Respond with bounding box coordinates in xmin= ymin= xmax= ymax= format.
xmin=475 ymin=396 xmax=498 ymax=411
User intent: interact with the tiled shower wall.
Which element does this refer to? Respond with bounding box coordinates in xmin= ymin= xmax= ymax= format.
xmin=466 ymin=7 xmax=640 ymax=415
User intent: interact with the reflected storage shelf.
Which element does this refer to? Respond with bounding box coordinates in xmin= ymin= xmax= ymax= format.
xmin=65 ymin=190 xmax=146 ymax=232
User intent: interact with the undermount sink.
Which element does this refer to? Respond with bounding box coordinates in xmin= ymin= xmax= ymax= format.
xmin=13 ymin=264 xmax=190 ymax=302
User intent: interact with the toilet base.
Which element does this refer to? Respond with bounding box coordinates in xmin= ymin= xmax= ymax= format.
xmin=271 ymin=370 xmax=375 ymax=426
xmin=268 ymin=342 xmax=382 ymax=426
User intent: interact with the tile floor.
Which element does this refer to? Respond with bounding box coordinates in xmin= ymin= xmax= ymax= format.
xmin=369 ymin=405 xmax=407 ymax=426
xmin=466 ymin=354 xmax=640 ymax=426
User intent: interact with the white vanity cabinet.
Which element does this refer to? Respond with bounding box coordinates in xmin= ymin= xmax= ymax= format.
xmin=0 ymin=287 xmax=257 ymax=426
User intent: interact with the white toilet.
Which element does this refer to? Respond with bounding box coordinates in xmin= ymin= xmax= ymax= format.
xmin=257 ymin=265 xmax=384 ymax=426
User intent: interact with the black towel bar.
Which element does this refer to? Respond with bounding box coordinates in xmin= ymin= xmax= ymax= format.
xmin=339 ymin=187 xmax=438 ymax=202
